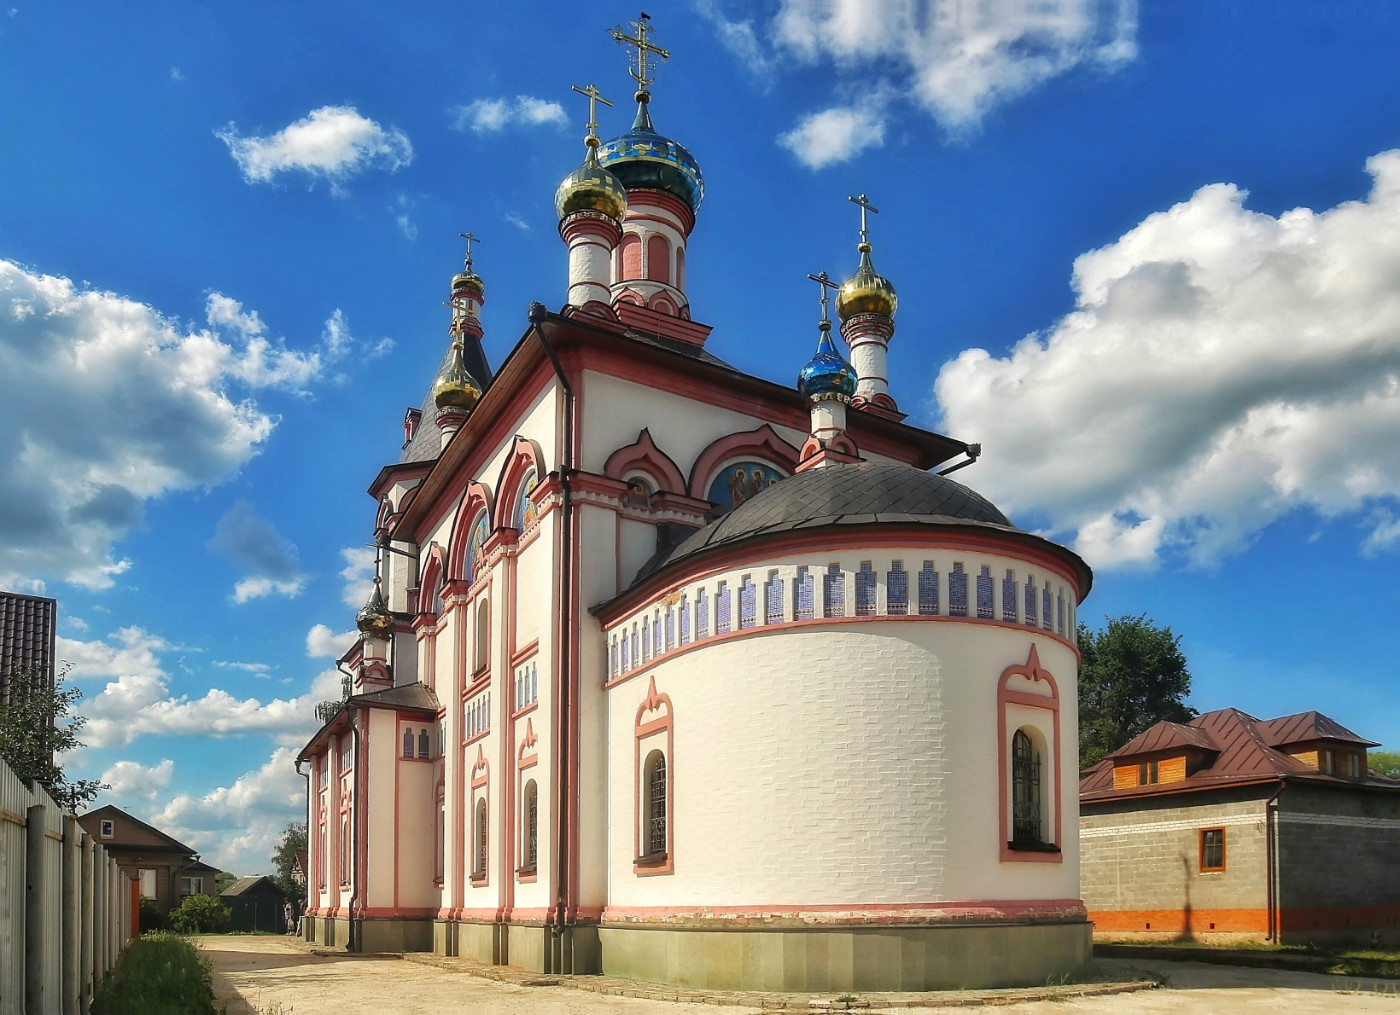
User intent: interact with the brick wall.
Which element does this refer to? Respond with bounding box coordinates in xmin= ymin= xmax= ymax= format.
xmin=1278 ymin=783 xmax=1400 ymax=913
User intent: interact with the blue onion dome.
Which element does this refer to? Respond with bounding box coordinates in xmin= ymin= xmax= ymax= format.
xmin=556 ymin=143 xmax=628 ymax=222
xmin=837 ymin=243 xmax=898 ymax=322
xmin=798 ymin=328 xmax=858 ymax=402
xmin=432 ymin=338 xmax=483 ymax=411
xmin=596 ymin=97 xmax=704 ymax=214
xmin=356 ymin=577 xmax=394 ymax=638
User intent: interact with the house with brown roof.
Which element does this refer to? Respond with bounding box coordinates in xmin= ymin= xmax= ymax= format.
xmin=77 ymin=804 xmax=207 ymax=916
xmin=1079 ymin=708 xmax=1400 ymax=945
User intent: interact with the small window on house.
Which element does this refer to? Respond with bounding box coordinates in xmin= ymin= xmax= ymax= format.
xmin=1002 ymin=569 xmax=1018 ymax=623
xmin=1320 ymin=749 xmax=1335 ymax=774
xmin=887 ymin=561 xmax=908 ymax=615
xmin=794 ymin=566 xmax=814 ymax=620
xmin=139 ymin=868 xmax=156 ymax=900
xmin=643 ymin=749 xmax=667 ymax=859
xmin=418 ymin=728 xmax=430 ymax=759
xmin=976 ymin=566 xmax=994 ymax=619
xmin=949 ymin=563 xmax=968 ymax=617
xmin=823 ymin=564 xmax=845 ymax=618
xmin=739 ymin=575 xmax=757 ymax=629
xmin=100 ymin=819 xmax=115 ymax=839
xmin=403 ymin=729 xmax=413 ymax=758
xmin=1347 ymin=753 xmax=1361 ymax=778
xmin=1137 ymin=760 xmax=1160 ymax=786
xmin=855 ymin=562 xmax=876 ymax=616
xmin=475 ymin=599 xmax=490 ymax=673
xmin=1011 ymin=729 xmax=1044 ymax=847
xmin=522 ymin=780 xmax=539 ymax=873
xmin=1200 ymin=828 xmax=1225 ymax=872
xmin=473 ymin=798 xmax=488 ymax=880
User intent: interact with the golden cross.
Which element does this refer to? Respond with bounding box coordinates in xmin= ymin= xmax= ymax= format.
xmin=806 ymin=271 xmax=841 ymax=328
xmin=458 ymin=231 xmax=479 ymax=269
xmin=847 ymin=193 xmax=880 ymax=245
xmin=570 ymin=83 xmax=613 ymax=141
xmin=609 ymin=12 xmax=669 ymax=93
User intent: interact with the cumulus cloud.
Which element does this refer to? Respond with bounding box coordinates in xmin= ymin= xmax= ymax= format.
xmin=152 ymin=747 xmax=305 ymax=874
xmin=338 ymin=545 xmax=376 ymax=609
xmin=61 ymin=626 xmax=344 ymax=748
xmin=306 ymin=623 xmax=357 ymax=659
xmin=936 ymin=148 xmax=1400 ymax=571
xmin=217 ymin=105 xmax=412 ymax=194
xmin=766 ymin=0 xmax=1137 ymax=166
xmin=100 ymin=758 xmax=174 ymax=799
xmin=208 ymin=500 xmax=308 ymax=603
xmin=449 ymin=95 xmax=567 ymax=133
xmin=778 ymin=103 xmax=886 ymax=169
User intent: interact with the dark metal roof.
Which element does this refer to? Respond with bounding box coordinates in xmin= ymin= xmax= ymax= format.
xmin=1256 ymin=710 xmax=1380 ymax=748
xmin=351 ymin=681 xmax=440 ymax=713
xmin=220 ymin=875 xmax=285 ymax=897
xmin=399 ymin=338 xmax=494 ymax=464
xmin=1106 ymin=721 xmax=1220 ymax=759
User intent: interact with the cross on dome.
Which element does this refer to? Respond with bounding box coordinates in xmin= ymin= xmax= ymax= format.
xmin=571 ymin=82 xmax=614 ymax=144
xmin=609 ymin=12 xmax=669 ymax=97
xmin=848 ymin=193 xmax=879 ymax=250
xmin=458 ymin=230 xmax=479 ymax=271
xmin=806 ymin=270 xmax=841 ymax=332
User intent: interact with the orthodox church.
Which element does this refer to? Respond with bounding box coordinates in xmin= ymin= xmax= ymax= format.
xmin=297 ymin=17 xmax=1093 ymax=992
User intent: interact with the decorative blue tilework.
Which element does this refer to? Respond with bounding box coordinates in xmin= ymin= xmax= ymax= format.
xmin=1056 ymin=590 xmax=1065 ymax=635
xmin=642 ymin=617 xmax=651 ymax=661
xmin=1002 ymin=569 xmax=1018 ymax=623
xmin=679 ymin=596 xmax=690 ymax=644
xmin=765 ymin=570 xmax=784 ymax=624
xmin=717 ymin=582 xmax=732 ymax=633
xmin=977 ymin=566 xmax=993 ymax=619
xmin=610 ymin=637 xmax=618 ymax=678
xmin=949 ymin=563 xmax=967 ymax=617
xmin=823 ymin=564 xmax=845 ymax=618
xmin=654 ymin=610 xmax=662 ymax=656
xmin=697 ymin=588 xmax=709 ymax=639
xmin=739 ymin=575 xmax=757 ymax=629
xmin=794 ymin=566 xmax=814 ymax=621
xmin=1042 ymin=582 xmax=1053 ymax=631
xmin=621 ymin=632 xmax=630 ymax=672
xmin=887 ymin=561 xmax=908 ymax=615
xmin=1025 ymin=574 xmax=1038 ymax=627
xmin=855 ymin=561 xmax=876 ymax=616
xmin=665 ymin=606 xmax=675 ymax=651
xmin=918 ymin=561 xmax=939 ymax=616
xmin=631 ymin=624 xmax=639 ymax=666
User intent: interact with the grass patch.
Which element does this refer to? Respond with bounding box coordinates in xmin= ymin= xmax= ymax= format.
xmin=92 ymin=932 xmax=218 ymax=1015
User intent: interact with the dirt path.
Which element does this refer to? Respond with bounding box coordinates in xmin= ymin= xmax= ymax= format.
xmin=202 ymin=938 xmax=1400 ymax=1015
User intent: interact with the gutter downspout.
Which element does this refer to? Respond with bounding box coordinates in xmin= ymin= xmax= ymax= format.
xmin=350 ymin=708 xmax=363 ymax=952
xmin=1264 ymin=781 xmax=1287 ymax=942
xmin=296 ymin=757 xmax=310 ymax=936
xmin=529 ymin=302 xmax=574 ymax=974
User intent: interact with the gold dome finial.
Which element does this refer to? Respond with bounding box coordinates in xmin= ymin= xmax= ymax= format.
xmin=431 ymin=333 xmax=483 ymax=411
xmin=356 ymin=575 xmax=394 ymax=639
xmin=451 ymin=231 xmax=484 ymax=299
xmin=555 ymin=83 xmax=628 ymax=221
xmin=836 ymin=192 xmax=898 ymax=322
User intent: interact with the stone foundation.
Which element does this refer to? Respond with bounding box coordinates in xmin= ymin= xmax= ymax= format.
xmin=302 ymin=914 xmax=431 ymax=952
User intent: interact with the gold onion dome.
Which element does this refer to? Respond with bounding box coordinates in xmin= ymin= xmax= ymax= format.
xmin=837 ymin=243 xmax=898 ymax=322
xmin=356 ymin=577 xmax=394 ymax=638
xmin=556 ymin=145 xmax=628 ymax=222
xmin=432 ymin=337 xmax=483 ymax=411
xmin=451 ymin=267 xmax=484 ymax=299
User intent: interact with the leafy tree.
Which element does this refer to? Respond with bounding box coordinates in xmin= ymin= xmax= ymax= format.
xmin=272 ymin=821 xmax=308 ymax=902
xmin=213 ymin=871 xmax=238 ymax=895
xmin=1368 ymin=751 xmax=1400 ymax=779
xmin=168 ymin=894 xmax=231 ymax=934
xmin=0 ymin=663 xmax=105 ymax=811
xmin=1078 ymin=614 xmax=1196 ymax=768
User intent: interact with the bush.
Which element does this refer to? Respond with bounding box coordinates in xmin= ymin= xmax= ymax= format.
xmin=92 ymin=932 xmax=217 ymax=1015
xmin=168 ymin=894 xmax=231 ymax=934
xmin=137 ymin=896 xmax=167 ymax=934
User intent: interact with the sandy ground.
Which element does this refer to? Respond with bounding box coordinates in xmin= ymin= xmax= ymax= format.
xmin=203 ymin=937 xmax=1400 ymax=1015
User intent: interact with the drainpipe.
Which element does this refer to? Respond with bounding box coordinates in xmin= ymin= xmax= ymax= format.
xmin=1264 ymin=781 xmax=1287 ymax=942
xmin=528 ymin=302 xmax=574 ymax=973
xmin=296 ymin=757 xmax=310 ymax=933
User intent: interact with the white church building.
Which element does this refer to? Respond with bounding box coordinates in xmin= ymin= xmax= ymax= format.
xmin=297 ymin=19 xmax=1093 ymax=992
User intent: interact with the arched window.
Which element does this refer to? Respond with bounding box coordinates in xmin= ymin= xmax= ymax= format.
xmin=418 ymin=728 xmax=430 ymax=759
xmin=434 ymin=784 xmax=445 ymax=882
xmin=675 ymin=246 xmax=685 ymax=290
xmin=474 ymin=598 xmax=490 ymax=674
xmin=466 ymin=514 xmax=489 ymax=585
xmin=522 ymin=780 xmax=538 ymax=872
xmin=620 ymin=233 xmax=641 ymax=279
xmin=402 ymin=729 xmax=413 ymax=758
xmin=647 ymin=234 xmax=670 ymax=284
xmin=515 ymin=469 xmax=538 ymax=530
xmin=644 ymin=749 xmax=667 ymax=858
xmin=474 ymin=797 xmax=488 ymax=879
xmin=1011 ymin=728 xmax=1043 ymax=846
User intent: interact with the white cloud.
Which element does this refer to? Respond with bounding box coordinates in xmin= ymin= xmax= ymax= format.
xmin=217 ymin=105 xmax=412 ymax=194
xmin=339 ymin=545 xmax=376 ymax=609
xmin=61 ymin=626 xmax=343 ymax=748
xmin=392 ymin=193 xmax=417 ymax=241
xmin=213 ymin=660 xmax=272 ymax=675
xmin=935 ymin=148 xmax=1400 ymax=571
xmin=767 ymin=0 xmax=1137 ymax=164
xmin=100 ymin=758 xmax=174 ymax=799
xmin=449 ymin=95 xmax=567 ymax=133
xmin=693 ymin=0 xmax=775 ymax=84
xmin=169 ymin=67 xmax=183 ymax=81
xmin=778 ymin=103 xmax=886 ymax=169
xmin=151 ymin=747 xmax=305 ymax=874
xmin=504 ymin=212 xmax=530 ymax=233
xmin=208 ymin=500 xmax=308 ymax=603
xmin=306 ymin=623 xmax=357 ymax=659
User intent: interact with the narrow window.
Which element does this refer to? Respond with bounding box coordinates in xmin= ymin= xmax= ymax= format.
xmin=887 ymin=561 xmax=908 ymax=615
xmin=1321 ymin=749 xmax=1334 ymax=774
xmin=621 ymin=630 xmax=631 ymax=671
xmin=653 ymin=609 xmax=662 ymax=656
xmin=977 ymin=566 xmax=994 ymax=619
xmin=1057 ymin=589 xmax=1066 ymax=635
xmin=823 ymin=564 xmax=845 ymax=618
xmin=402 ymin=729 xmax=413 ymax=758
xmin=1024 ymin=574 xmax=1038 ymax=627
xmin=1002 ymin=569 xmax=1018 ymax=623
xmin=1042 ymin=581 xmax=1053 ymax=631
xmin=647 ymin=234 xmax=671 ymax=284
xmin=1137 ymin=760 xmax=1160 ymax=786
xmin=474 ymin=797 xmax=488 ymax=879
xmin=475 ymin=599 xmax=490 ymax=673
xmin=679 ymin=595 xmax=690 ymax=644
xmin=716 ymin=581 xmax=732 ymax=633
xmin=665 ymin=605 xmax=675 ymax=651
xmin=610 ymin=636 xmax=619 ymax=678
xmin=739 ymin=575 xmax=757 ymax=629
xmin=1011 ymin=729 xmax=1043 ymax=846
xmin=855 ymin=561 xmax=876 ymax=616
xmin=418 ymin=728 xmax=430 ymax=759
xmin=631 ymin=623 xmax=639 ymax=664
xmin=522 ymin=780 xmax=539 ymax=872
xmin=620 ymin=233 xmax=641 ymax=278
xmin=1199 ymin=828 xmax=1225 ymax=872
xmin=696 ymin=588 xmax=709 ymax=639
xmin=435 ymin=794 xmax=446 ymax=882
xmin=794 ymin=566 xmax=814 ymax=620
xmin=949 ymin=563 xmax=967 ymax=617
xmin=1347 ymin=753 xmax=1361 ymax=778
xmin=644 ymin=750 xmax=667 ymax=857
xmin=642 ymin=617 xmax=651 ymax=661
xmin=764 ymin=569 xmax=784 ymax=624
xmin=675 ymin=245 xmax=686 ymax=290
xmin=918 ymin=561 xmax=939 ymax=616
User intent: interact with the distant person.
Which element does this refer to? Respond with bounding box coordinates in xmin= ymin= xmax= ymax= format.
xmin=284 ymin=899 xmax=295 ymax=935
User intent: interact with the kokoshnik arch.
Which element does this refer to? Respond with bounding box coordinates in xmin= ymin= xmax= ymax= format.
xmin=295 ymin=15 xmax=1094 ymax=992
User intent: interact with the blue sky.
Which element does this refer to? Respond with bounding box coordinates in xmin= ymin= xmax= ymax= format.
xmin=3 ymin=1 xmax=1399 ymax=872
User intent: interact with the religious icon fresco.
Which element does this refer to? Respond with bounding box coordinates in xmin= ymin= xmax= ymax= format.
xmin=707 ymin=461 xmax=784 ymax=511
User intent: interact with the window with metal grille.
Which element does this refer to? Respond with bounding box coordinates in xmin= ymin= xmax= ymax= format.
xmin=402 ymin=729 xmax=413 ymax=758
xmin=918 ymin=561 xmax=939 ymax=615
xmin=1024 ymin=575 xmax=1038 ymax=627
xmin=474 ymin=798 xmax=488 ymax=878
xmin=1002 ymin=569 xmax=1018 ymax=622
xmin=739 ymin=575 xmax=757 ymax=629
xmin=1011 ymin=729 xmax=1043 ymax=846
xmin=1042 ymin=582 xmax=1053 ymax=631
xmin=679 ymin=596 xmax=690 ymax=644
xmin=887 ymin=561 xmax=908 ymax=615
xmin=977 ymin=566 xmax=994 ymax=619
xmin=631 ymin=624 xmax=639 ymax=665
xmin=949 ymin=563 xmax=967 ymax=616
xmin=642 ymin=617 xmax=651 ymax=662
xmin=645 ymin=750 xmax=667 ymax=857
xmin=716 ymin=582 xmax=732 ymax=633
xmin=855 ymin=562 xmax=876 ymax=616
xmin=523 ymin=781 xmax=538 ymax=871
xmin=823 ymin=564 xmax=845 ymax=617
xmin=418 ymin=729 xmax=430 ymax=759
xmin=1199 ymin=828 xmax=1225 ymax=872
xmin=621 ymin=631 xmax=631 ymax=671
xmin=794 ymin=566 xmax=814 ymax=620
xmin=665 ymin=606 xmax=675 ymax=651
xmin=696 ymin=588 xmax=709 ymax=639
xmin=653 ymin=610 xmax=662 ymax=656
xmin=764 ymin=570 xmax=784 ymax=624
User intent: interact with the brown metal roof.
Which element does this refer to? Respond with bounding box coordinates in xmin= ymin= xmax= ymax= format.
xmin=1081 ymin=707 xmax=1395 ymax=803
xmin=1255 ymin=710 xmax=1380 ymax=748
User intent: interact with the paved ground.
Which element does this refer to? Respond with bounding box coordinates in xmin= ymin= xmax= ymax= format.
xmin=203 ymin=936 xmax=1400 ymax=1015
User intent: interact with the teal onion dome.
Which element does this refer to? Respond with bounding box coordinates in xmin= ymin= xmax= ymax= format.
xmin=596 ymin=98 xmax=704 ymax=214
xmin=555 ymin=146 xmax=629 ymax=222
xmin=356 ymin=577 xmax=394 ymax=639
xmin=798 ymin=329 xmax=857 ymax=402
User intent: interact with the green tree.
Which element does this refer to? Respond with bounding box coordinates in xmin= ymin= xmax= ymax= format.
xmin=168 ymin=894 xmax=231 ymax=934
xmin=1078 ymin=614 xmax=1196 ymax=768
xmin=272 ymin=821 xmax=308 ymax=902
xmin=1368 ymin=751 xmax=1400 ymax=779
xmin=0 ymin=663 xmax=105 ymax=811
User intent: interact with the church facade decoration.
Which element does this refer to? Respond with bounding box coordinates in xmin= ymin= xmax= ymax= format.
xmin=294 ymin=15 xmax=1094 ymax=994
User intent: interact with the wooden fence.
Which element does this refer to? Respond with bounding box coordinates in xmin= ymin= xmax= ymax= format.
xmin=1 ymin=759 xmax=130 ymax=1014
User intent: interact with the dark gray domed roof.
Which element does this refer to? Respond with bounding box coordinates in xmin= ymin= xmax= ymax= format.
xmin=653 ymin=461 xmax=1016 ymax=574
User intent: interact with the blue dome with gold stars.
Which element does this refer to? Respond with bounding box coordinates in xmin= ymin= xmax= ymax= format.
xmin=798 ymin=330 xmax=857 ymax=402
xmin=597 ymin=100 xmax=704 ymax=214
